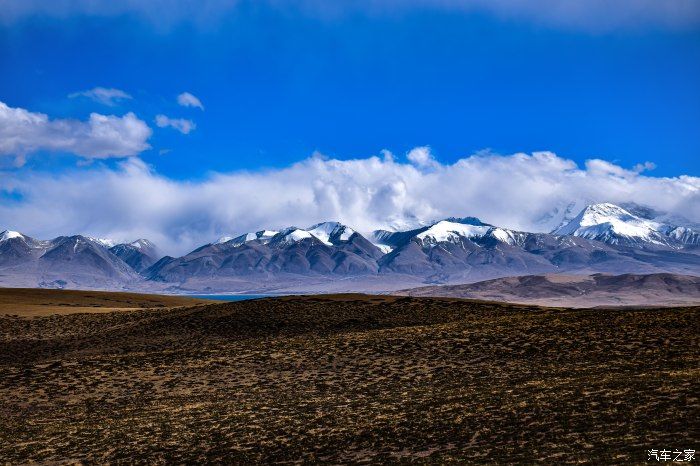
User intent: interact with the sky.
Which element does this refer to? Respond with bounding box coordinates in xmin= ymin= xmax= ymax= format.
xmin=0 ymin=0 xmax=699 ymax=254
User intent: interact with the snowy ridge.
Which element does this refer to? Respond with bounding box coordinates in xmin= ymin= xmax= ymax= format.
xmin=415 ymin=221 xmax=491 ymax=246
xmin=129 ymin=239 xmax=155 ymax=250
xmin=306 ymin=222 xmax=355 ymax=245
xmin=488 ymin=227 xmax=523 ymax=246
xmin=87 ymin=237 xmax=118 ymax=248
xmin=0 ymin=230 xmax=24 ymax=242
xmin=556 ymin=204 xmax=666 ymax=244
xmin=554 ymin=203 xmax=672 ymax=246
xmin=216 ymin=230 xmax=279 ymax=246
xmin=217 ymin=223 xmax=356 ymax=248
xmin=667 ymin=226 xmax=700 ymax=246
xmin=276 ymin=228 xmax=314 ymax=245
xmin=412 ymin=221 xmax=527 ymax=248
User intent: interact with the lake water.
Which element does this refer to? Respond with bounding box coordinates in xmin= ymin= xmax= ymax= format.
xmin=187 ymin=294 xmax=270 ymax=302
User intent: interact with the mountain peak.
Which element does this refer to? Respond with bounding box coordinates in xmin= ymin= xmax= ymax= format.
xmin=87 ymin=236 xmax=117 ymax=248
xmin=129 ymin=239 xmax=155 ymax=249
xmin=581 ymin=202 xmax=633 ymax=217
xmin=274 ymin=227 xmax=315 ymax=245
xmin=415 ymin=220 xmax=491 ymax=245
xmin=442 ymin=216 xmax=490 ymax=227
xmin=306 ymin=221 xmax=356 ymax=245
xmin=216 ymin=230 xmax=279 ymax=246
xmin=554 ymin=203 xmax=670 ymax=246
xmin=0 ymin=230 xmax=24 ymax=242
xmin=214 ymin=235 xmax=234 ymax=245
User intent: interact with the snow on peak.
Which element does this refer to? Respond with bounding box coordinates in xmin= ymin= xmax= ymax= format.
xmin=218 ymin=230 xmax=278 ymax=246
xmin=0 ymin=230 xmax=24 ymax=242
xmin=306 ymin=222 xmax=355 ymax=245
xmin=87 ymin=237 xmax=117 ymax=248
xmin=129 ymin=239 xmax=154 ymax=250
xmin=554 ymin=203 xmax=669 ymax=246
xmin=277 ymin=228 xmax=314 ymax=245
xmin=215 ymin=235 xmax=234 ymax=245
xmin=416 ymin=220 xmax=491 ymax=245
xmin=580 ymin=202 xmax=634 ymax=219
xmin=265 ymin=223 xmax=356 ymax=247
xmin=487 ymin=227 xmax=521 ymax=245
xmin=667 ymin=226 xmax=700 ymax=245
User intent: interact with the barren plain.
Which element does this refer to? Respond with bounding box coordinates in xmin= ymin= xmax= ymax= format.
xmin=0 ymin=290 xmax=698 ymax=463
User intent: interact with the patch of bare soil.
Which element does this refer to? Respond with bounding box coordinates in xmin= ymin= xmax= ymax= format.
xmin=0 ymin=287 xmax=211 ymax=316
xmin=0 ymin=294 xmax=698 ymax=463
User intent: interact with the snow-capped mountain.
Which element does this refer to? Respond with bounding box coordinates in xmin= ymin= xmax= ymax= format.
xmin=216 ymin=230 xmax=278 ymax=247
xmin=145 ymin=222 xmax=383 ymax=283
xmin=0 ymin=230 xmax=51 ymax=249
xmin=3 ymin=234 xmax=142 ymax=289
xmin=109 ymin=239 xmax=160 ymax=273
xmin=215 ymin=223 xmax=357 ymax=249
xmin=370 ymin=217 xmax=523 ymax=251
xmin=2 ymin=205 xmax=699 ymax=292
xmin=554 ymin=203 xmax=700 ymax=247
xmin=129 ymin=239 xmax=157 ymax=250
xmin=0 ymin=230 xmax=24 ymax=242
xmin=269 ymin=222 xmax=358 ymax=246
xmin=271 ymin=227 xmax=317 ymax=246
xmin=0 ymin=231 xmax=160 ymax=288
xmin=667 ymin=226 xmax=700 ymax=245
xmin=0 ymin=230 xmax=52 ymax=267
xmin=413 ymin=220 xmax=526 ymax=247
xmin=306 ymin=222 xmax=356 ymax=245
xmin=87 ymin=237 xmax=118 ymax=248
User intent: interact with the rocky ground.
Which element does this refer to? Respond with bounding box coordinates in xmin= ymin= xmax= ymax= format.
xmin=1 ymin=294 xmax=698 ymax=463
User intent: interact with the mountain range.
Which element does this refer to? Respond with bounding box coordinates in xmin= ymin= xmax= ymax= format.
xmin=1 ymin=203 xmax=698 ymax=292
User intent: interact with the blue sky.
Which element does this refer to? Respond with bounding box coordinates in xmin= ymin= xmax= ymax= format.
xmin=1 ymin=1 xmax=699 ymax=178
xmin=0 ymin=1 xmax=699 ymax=252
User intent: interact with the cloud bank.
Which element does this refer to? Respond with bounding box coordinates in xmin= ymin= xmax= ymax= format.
xmin=1 ymin=149 xmax=698 ymax=255
xmin=0 ymin=0 xmax=698 ymax=32
xmin=0 ymin=101 xmax=152 ymax=165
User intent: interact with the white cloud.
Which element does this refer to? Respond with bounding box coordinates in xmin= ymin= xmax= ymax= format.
xmin=177 ymin=92 xmax=204 ymax=110
xmin=1 ymin=149 xmax=698 ymax=256
xmin=0 ymin=0 xmax=697 ymax=32
xmin=68 ymin=87 xmax=132 ymax=106
xmin=633 ymin=161 xmax=656 ymax=173
xmin=0 ymin=101 xmax=152 ymax=164
xmin=155 ymin=114 xmax=196 ymax=134
xmin=406 ymin=146 xmax=438 ymax=169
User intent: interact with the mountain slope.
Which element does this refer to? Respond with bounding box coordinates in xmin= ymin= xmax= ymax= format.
xmin=146 ymin=222 xmax=385 ymax=286
xmin=400 ymin=273 xmax=700 ymax=307
xmin=0 ymin=232 xmax=144 ymax=289
xmin=0 ymin=231 xmax=52 ymax=267
xmin=110 ymin=239 xmax=161 ymax=273
xmin=554 ymin=203 xmax=700 ymax=248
